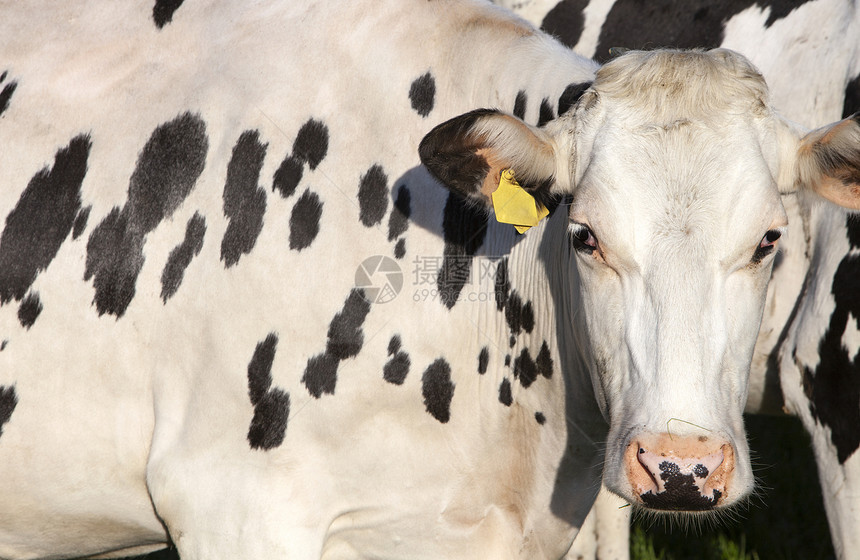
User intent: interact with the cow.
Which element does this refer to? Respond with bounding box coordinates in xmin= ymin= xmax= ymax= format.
xmin=496 ymin=1 xmax=860 ymax=556
xmin=1 ymin=2 xmax=859 ymax=559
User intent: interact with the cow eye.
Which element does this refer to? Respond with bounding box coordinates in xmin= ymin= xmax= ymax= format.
xmin=569 ymin=223 xmax=598 ymax=253
xmin=760 ymin=229 xmax=781 ymax=248
xmin=752 ymin=229 xmax=781 ymax=262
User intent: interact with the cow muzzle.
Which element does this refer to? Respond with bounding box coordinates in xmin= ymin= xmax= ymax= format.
xmin=624 ymin=433 xmax=734 ymax=511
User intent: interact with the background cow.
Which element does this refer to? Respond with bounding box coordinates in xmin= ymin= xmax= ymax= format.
xmin=1 ymin=1 xmax=859 ymax=559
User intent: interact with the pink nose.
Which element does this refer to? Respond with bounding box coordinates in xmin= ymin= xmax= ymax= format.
xmin=624 ymin=433 xmax=734 ymax=511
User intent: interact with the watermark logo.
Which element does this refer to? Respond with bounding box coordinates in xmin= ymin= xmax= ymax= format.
xmin=355 ymin=254 xmax=508 ymax=305
xmin=355 ymin=255 xmax=404 ymax=304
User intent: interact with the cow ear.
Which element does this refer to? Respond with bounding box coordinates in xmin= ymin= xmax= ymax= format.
xmin=794 ymin=113 xmax=860 ymax=210
xmin=419 ymin=109 xmax=558 ymax=207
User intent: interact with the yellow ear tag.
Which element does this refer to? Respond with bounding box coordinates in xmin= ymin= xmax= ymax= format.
xmin=491 ymin=169 xmax=549 ymax=234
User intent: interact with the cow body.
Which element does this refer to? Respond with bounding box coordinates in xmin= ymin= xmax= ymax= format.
xmin=2 ymin=2 xmax=860 ymax=559
xmin=0 ymin=3 xmax=600 ymax=558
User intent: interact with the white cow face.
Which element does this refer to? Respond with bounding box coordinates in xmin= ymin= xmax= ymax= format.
xmin=420 ymin=48 xmax=860 ymax=512
xmin=564 ymin=75 xmax=788 ymax=511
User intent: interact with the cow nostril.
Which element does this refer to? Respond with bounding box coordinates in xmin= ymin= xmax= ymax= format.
xmin=631 ymin=444 xmax=661 ymax=495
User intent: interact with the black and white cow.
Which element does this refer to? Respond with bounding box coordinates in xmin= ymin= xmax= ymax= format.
xmin=1 ymin=1 xmax=859 ymax=559
xmin=496 ymin=1 xmax=860 ymax=556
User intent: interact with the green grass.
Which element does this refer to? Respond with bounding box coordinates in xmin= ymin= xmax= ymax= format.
xmin=632 ymin=526 xmax=762 ymax=560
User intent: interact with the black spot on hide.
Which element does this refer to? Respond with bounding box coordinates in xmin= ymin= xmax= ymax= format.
xmin=85 ymin=113 xmax=207 ymax=317
xmin=850 ymin=215 xmax=860 ymax=248
xmin=326 ymin=289 xmax=371 ymax=360
xmin=557 ymin=82 xmax=592 ymax=116
xmin=246 ymin=333 xmax=291 ymax=450
xmin=478 ymin=347 xmax=489 ymax=374
xmin=409 ymin=72 xmax=436 ymax=117
xmin=384 ymin=349 xmax=410 ymax=386
xmin=302 ymin=289 xmax=371 ymax=398
xmin=152 ymin=0 xmax=185 ymax=28
xmin=505 ymin=291 xmax=524 ymax=335
xmin=289 ymin=190 xmax=323 ymax=251
xmin=384 ymin=336 xmax=411 ymax=389
xmin=495 ymin=258 xmax=510 ymax=312
xmin=514 ymin=348 xmax=538 ymax=389
xmin=537 ymin=98 xmax=554 ymax=127
xmin=273 ymin=156 xmax=303 ymax=199
xmin=388 ymin=335 xmax=401 ymax=355
xmin=521 ymin=301 xmax=535 ymax=333
xmin=498 ymin=281 xmax=540 ymax=349
xmin=594 ymin=0 xmax=800 ymax=62
xmin=536 ymin=341 xmax=554 ymax=379
xmin=499 ymin=378 xmax=513 ymax=406
xmin=292 ymin=119 xmax=329 ymax=170
xmin=161 ymin=212 xmax=206 ymax=302
xmin=0 ymin=385 xmax=17 ymax=438
xmin=358 ymin=164 xmax=388 ymax=227
xmin=247 ymin=333 xmax=278 ymax=407
xmin=422 ymin=358 xmax=455 ymax=423
xmin=273 ymin=119 xmax=329 ymax=198
xmin=0 ymin=135 xmax=90 ymax=304
xmin=513 ymin=90 xmax=528 ymax=120
xmin=843 ymin=73 xmax=860 ymax=118
xmin=221 ymin=130 xmax=267 ymax=268
xmin=540 ymin=0 xmax=588 ymax=49
xmin=84 ymin=209 xmax=142 ymax=317
xmin=394 ymin=238 xmax=406 ymax=259
xmin=303 ymin=353 xmax=339 ymax=399
xmin=0 ymin=78 xmax=17 ymax=117
xmin=18 ymin=292 xmax=42 ymax=329
xmin=248 ymin=388 xmax=291 ymax=451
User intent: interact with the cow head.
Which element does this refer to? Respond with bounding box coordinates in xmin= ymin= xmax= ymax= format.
xmin=420 ymin=48 xmax=860 ymax=513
